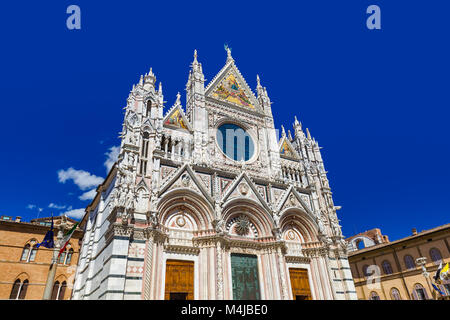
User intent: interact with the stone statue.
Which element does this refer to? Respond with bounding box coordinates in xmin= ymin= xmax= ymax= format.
xmin=317 ymin=217 xmax=325 ymax=236
xmin=128 ymin=152 xmax=135 ymax=167
xmin=125 ymin=188 xmax=135 ymax=210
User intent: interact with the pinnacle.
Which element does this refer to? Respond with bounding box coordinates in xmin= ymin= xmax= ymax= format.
xmin=256 ymin=74 xmax=261 ymax=87
xmin=224 ymin=44 xmax=233 ymax=62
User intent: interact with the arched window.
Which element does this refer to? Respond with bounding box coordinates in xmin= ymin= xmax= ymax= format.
xmin=404 ymin=255 xmax=415 ymax=270
xmin=18 ymin=280 xmax=28 ymax=300
xmin=9 ymin=279 xmax=29 ymax=300
xmin=58 ymin=250 xmax=66 ymax=264
xmin=390 ymin=288 xmax=401 ymax=300
xmin=65 ymin=248 xmax=74 ymax=265
xmin=58 ymin=281 xmax=67 ymax=300
xmin=382 ymin=260 xmax=393 ymax=275
xmin=362 ymin=264 xmax=370 ymax=277
xmin=9 ymin=279 xmax=21 ymax=299
xmin=146 ymin=101 xmax=151 ymax=117
xmin=51 ymin=281 xmax=67 ymax=300
xmin=29 ymin=246 xmax=37 ymax=262
xmin=20 ymin=244 xmax=30 ymax=261
xmin=20 ymin=242 xmax=38 ymax=262
xmin=369 ymin=291 xmax=380 ymax=300
xmin=413 ymin=284 xmax=428 ymax=300
xmin=51 ymin=281 xmax=60 ymax=300
xmin=429 ymin=248 xmax=442 ymax=264
xmin=356 ymin=239 xmax=365 ymax=250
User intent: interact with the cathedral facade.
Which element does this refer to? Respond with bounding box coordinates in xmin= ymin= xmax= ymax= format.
xmin=72 ymin=49 xmax=357 ymax=300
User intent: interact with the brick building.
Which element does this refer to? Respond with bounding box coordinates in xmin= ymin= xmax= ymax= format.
xmin=0 ymin=215 xmax=83 ymax=300
xmin=347 ymin=224 xmax=450 ymax=300
xmin=346 ymin=228 xmax=389 ymax=252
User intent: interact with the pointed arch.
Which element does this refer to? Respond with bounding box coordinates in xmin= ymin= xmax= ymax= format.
xmin=10 ymin=273 xmax=30 ymax=300
xmin=135 ymin=181 xmax=150 ymax=213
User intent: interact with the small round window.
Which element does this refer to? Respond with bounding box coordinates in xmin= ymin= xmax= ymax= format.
xmin=216 ymin=123 xmax=254 ymax=161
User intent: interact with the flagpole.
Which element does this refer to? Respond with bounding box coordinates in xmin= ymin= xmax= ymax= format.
xmin=42 ymin=220 xmax=65 ymax=300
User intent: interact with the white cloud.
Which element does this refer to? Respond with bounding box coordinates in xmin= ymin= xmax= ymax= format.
xmin=79 ymin=188 xmax=97 ymax=201
xmin=26 ymin=204 xmax=36 ymax=210
xmin=104 ymin=146 xmax=119 ymax=173
xmin=48 ymin=203 xmax=66 ymax=210
xmin=61 ymin=208 xmax=85 ymax=219
xmin=38 ymin=208 xmax=43 ymax=212
xmin=57 ymin=167 xmax=104 ymax=190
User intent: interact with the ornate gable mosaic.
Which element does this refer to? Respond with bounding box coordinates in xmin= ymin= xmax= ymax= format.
xmin=164 ymin=109 xmax=188 ymax=130
xmin=280 ymin=139 xmax=295 ymax=158
xmin=212 ymin=73 xmax=254 ymax=109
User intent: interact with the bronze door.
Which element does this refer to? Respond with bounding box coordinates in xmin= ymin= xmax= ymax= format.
xmin=164 ymin=260 xmax=194 ymax=300
xmin=289 ymin=268 xmax=312 ymax=300
xmin=231 ymin=253 xmax=260 ymax=300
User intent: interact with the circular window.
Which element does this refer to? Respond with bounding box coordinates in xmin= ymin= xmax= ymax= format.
xmin=216 ymin=123 xmax=255 ymax=161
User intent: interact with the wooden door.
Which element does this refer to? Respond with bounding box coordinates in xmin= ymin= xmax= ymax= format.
xmin=231 ymin=254 xmax=261 ymax=300
xmin=164 ymin=260 xmax=194 ymax=300
xmin=289 ymin=268 xmax=312 ymax=300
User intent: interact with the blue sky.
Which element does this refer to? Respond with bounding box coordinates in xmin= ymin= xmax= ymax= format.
xmin=0 ymin=1 xmax=448 ymax=241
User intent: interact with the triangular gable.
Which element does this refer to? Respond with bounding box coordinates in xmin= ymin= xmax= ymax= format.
xmin=222 ymin=172 xmax=270 ymax=212
xmin=276 ymin=186 xmax=314 ymax=217
xmin=279 ymin=136 xmax=300 ymax=160
xmin=205 ymin=61 xmax=261 ymax=112
xmin=271 ymin=186 xmax=286 ymax=206
xmin=218 ymin=177 xmax=234 ymax=197
xmin=163 ymin=105 xmax=192 ymax=132
xmin=136 ymin=178 xmax=150 ymax=191
xmin=159 ymin=164 xmax=214 ymax=206
xmin=196 ymin=172 xmax=212 ymax=196
xmin=141 ymin=118 xmax=154 ymax=132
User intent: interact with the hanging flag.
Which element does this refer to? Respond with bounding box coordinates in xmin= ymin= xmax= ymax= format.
xmin=432 ymin=283 xmax=445 ymax=297
xmin=35 ymin=214 xmax=54 ymax=249
xmin=434 ymin=262 xmax=443 ymax=282
xmin=57 ymin=221 xmax=79 ymax=259
xmin=440 ymin=263 xmax=449 ymax=281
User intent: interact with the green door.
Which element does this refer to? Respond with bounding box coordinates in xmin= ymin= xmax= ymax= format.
xmin=231 ymin=253 xmax=260 ymax=300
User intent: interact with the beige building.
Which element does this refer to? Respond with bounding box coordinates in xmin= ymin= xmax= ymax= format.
xmin=347 ymin=224 xmax=450 ymax=300
xmin=0 ymin=215 xmax=83 ymax=300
